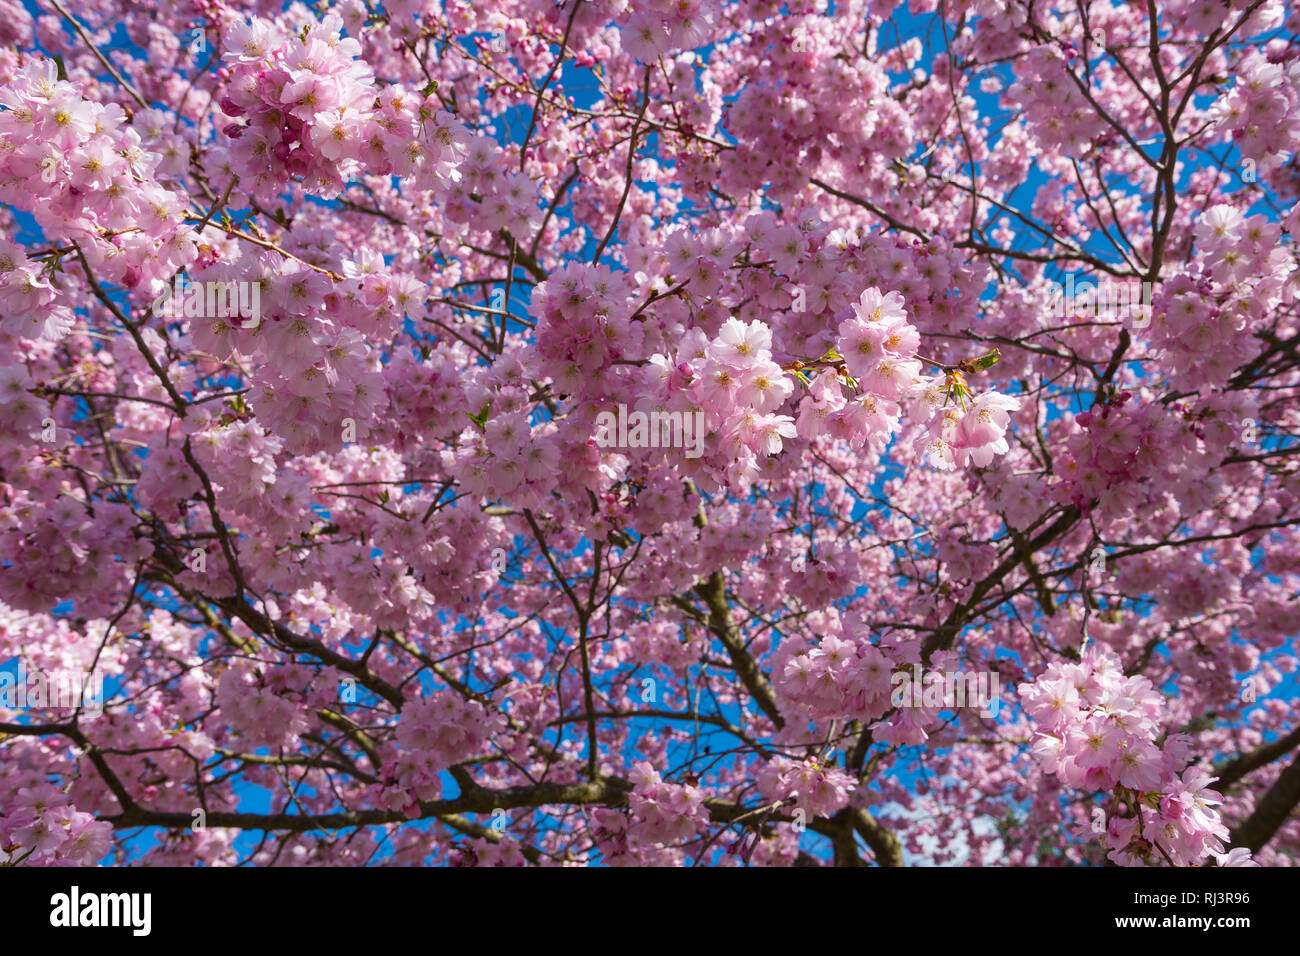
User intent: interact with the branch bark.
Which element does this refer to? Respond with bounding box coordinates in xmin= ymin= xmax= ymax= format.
xmin=1228 ymin=753 xmax=1300 ymax=853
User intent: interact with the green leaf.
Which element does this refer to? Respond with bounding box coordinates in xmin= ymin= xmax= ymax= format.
xmin=971 ymin=348 xmax=1001 ymax=371
xmin=464 ymin=403 xmax=490 ymax=431
xmin=52 ymin=54 xmax=67 ymax=82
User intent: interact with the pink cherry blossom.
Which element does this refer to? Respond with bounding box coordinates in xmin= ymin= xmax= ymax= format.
xmin=0 ymin=0 xmax=1294 ymax=874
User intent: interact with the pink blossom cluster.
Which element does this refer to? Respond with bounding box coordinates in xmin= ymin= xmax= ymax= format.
xmin=1151 ymin=271 xmax=1252 ymax=390
xmin=180 ymin=249 xmax=396 ymax=455
xmin=448 ymin=836 xmax=529 ymax=867
xmin=824 ymin=288 xmax=1021 ymax=470
xmin=1052 ymin=390 xmax=1153 ymax=515
xmin=732 ymin=216 xmax=989 ymax=345
xmin=588 ymin=807 xmax=635 ymax=863
xmin=626 ymin=760 xmax=710 ymax=844
xmin=516 ymin=204 xmax=1018 ymax=498
xmin=186 ymin=416 xmax=290 ymax=526
xmin=0 ymin=362 xmax=46 ymax=452
xmin=458 ymin=254 xmax=840 ymax=502
xmin=443 ymin=136 xmax=542 ymax=237
xmin=757 ymin=756 xmax=857 ymax=819
xmin=0 ymin=785 xmax=113 ymax=866
xmin=0 ymin=0 xmax=31 ymax=47
xmin=531 ymin=262 xmax=637 ymax=398
xmin=0 ymin=54 xmax=193 ymax=311
xmin=1005 ymin=45 xmax=1108 ymax=156
xmin=1138 ymin=205 xmax=1291 ymax=391
xmin=775 ymin=630 xmax=896 ymax=727
xmin=921 ymin=389 xmax=1022 ymax=470
xmin=646 ymin=317 xmax=798 ymax=485
xmin=452 ymin=381 xmax=561 ymax=511
xmin=0 ymin=485 xmax=143 ymax=616
xmin=1046 ymin=385 xmax=1260 ymax=523
xmin=0 ymin=236 xmax=71 ymax=341
xmin=775 ymin=538 xmax=864 ymax=610
xmin=720 ymin=33 xmax=909 ymax=200
xmin=218 ymin=15 xmax=470 ymax=198
xmin=547 ymin=274 xmax=1019 ymax=501
xmin=774 ymin=623 xmax=992 ymax=749
xmin=1019 ymin=647 xmax=1255 ymax=866
xmin=619 ymin=0 xmax=715 ymax=63
xmin=376 ymin=693 xmax=505 ymax=814
xmin=1211 ymin=49 xmax=1300 ymax=176
xmin=214 ymin=662 xmax=312 ymax=750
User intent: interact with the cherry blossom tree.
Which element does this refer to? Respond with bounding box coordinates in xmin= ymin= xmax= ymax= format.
xmin=1 ymin=0 xmax=1298 ymax=867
